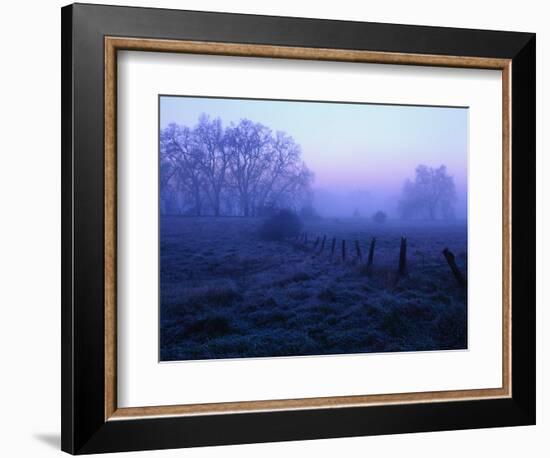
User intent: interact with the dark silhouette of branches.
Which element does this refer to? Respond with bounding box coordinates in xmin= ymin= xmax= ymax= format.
xmin=160 ymin=115 xmax=314 ymax=216
xmin=160 ymin=123 xmax=204 ymax=216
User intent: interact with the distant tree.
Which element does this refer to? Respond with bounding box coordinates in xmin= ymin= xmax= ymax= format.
xmin=372 ymin=210 xmax=387 ymax=223
xmin=353 ymin=208 xmax=360 ymax=218
xmin=398 ymin=165 xmax=456 ymax=220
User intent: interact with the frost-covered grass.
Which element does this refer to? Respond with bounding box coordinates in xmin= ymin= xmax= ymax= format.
xmin=160 ymin=216 xmax=467 ymax=361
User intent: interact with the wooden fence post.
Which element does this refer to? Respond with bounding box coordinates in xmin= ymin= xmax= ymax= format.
xmin=355 ymin=240 xmax=362 ymax=261
xmin=342 ymin=239 xmax=347 ymax=262
xmin=319 ymin=235 xmax=326 ymax=254
xmin=313 ymin=236 xmax=320 ymax=250
xmin=331 ymin=237 xmax=336 ymax=257
xmin=398 ymin=237 xmax=407 ymax=276
xmin=442 ymin=248 xmax=467 ymax=289
xmin=367 ymin=237 xmax=376 ymax=267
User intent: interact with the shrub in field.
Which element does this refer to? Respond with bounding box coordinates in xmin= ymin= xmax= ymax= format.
xmin=372 ymin=210 xmax=387 ymax=224
xmin=256 ymin=203 xmax=278 ymax=217
xmin=259 ymin=208 xmax=303 ymax=241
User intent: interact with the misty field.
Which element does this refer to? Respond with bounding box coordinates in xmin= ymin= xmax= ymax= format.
xmin=160 ymin=216 xmax=467 ymax=361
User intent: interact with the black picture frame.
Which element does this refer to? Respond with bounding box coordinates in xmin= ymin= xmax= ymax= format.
xmin=61 ymin=3 xmax=535 ymax=454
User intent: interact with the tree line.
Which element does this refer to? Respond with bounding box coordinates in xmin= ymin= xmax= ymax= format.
xmin=160 ymin=115 xmax=314 ymax=217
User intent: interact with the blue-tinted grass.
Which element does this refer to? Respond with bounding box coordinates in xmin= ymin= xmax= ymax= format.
xmin=160 ymin=216 xmax=467 ymax=361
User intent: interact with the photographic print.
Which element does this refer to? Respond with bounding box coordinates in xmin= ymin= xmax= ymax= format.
xmin=159 ymin=95 xmax=468 ymax=362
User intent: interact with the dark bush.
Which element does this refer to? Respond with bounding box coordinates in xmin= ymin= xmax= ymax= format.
xmin=259 ymin=208 xmax=303 ymax=241
xmin=372 ymin=210 xmax=387 ymax=224
xmin=256 ymin=203 xmax=278 ymax=217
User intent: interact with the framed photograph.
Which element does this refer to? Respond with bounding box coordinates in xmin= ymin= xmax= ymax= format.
xmin=61 ymin=3 xmax=536 ymax=454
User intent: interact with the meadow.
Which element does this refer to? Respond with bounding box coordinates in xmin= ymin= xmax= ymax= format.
xmin=160 ymin=216 xmax=467 ymax=361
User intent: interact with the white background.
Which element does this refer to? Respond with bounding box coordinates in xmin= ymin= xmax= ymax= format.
xmin=0 ymin=0 xmax=545 ymax=457
xmin=118 ymin=52 xmax=503 ymax=407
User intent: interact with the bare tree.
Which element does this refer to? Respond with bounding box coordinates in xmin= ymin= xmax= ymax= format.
xmin=257 ymin=131 xmax=313 ymax=212
xmin=194 ymin=115 xmax=228 ymax=217
xmin=160 ymin=123 xmax=204 ymax=216
xmin=398 ymin=164 xmax=456 ymax=220
xmin=160 ymin=115 xmax=314 ymax=217
xmin=225 ymin=119 xmax=272 ymax=216
xmin=159 ymin=156 xmax=178 ymax=214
